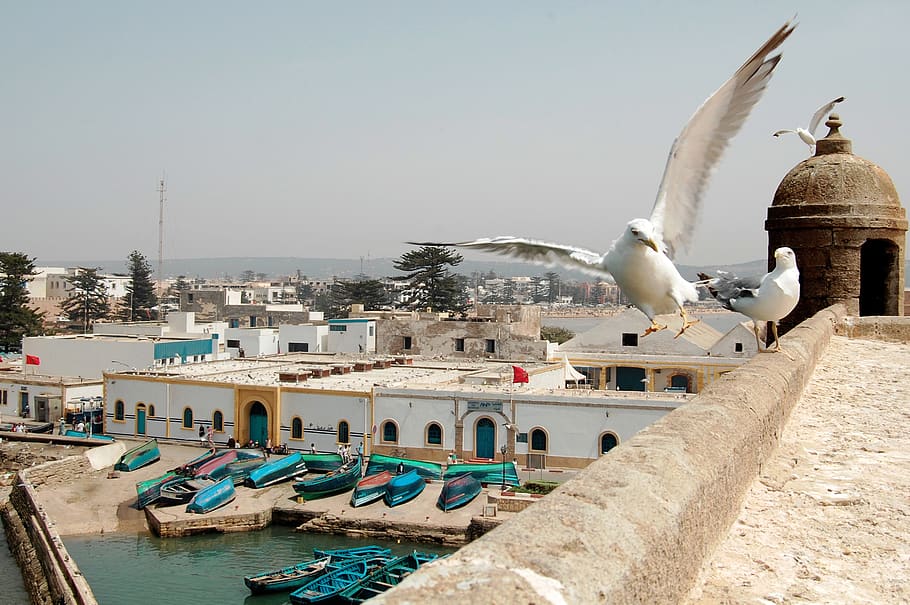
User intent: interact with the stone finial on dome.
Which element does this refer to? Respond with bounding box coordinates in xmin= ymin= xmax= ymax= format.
xmin=815 ymin=113 xmax=852 ymax=155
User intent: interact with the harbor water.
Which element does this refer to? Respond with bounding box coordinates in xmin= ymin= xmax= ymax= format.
xmin=0 ymin=524 xmax=29 ymax=605
xmin=64 ymin=526 xmax=457 ymax=605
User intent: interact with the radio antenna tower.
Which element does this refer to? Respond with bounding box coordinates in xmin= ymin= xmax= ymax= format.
xmin=157 ymin=176 xmax=167 ymax=300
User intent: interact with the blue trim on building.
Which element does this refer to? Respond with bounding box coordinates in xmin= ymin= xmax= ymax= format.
xmin=153 ymin=339 xmax=213 ymax=361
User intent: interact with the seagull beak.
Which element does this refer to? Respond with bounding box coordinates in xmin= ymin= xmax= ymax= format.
xmin=640 ymin=236 xmax=659 ymax=253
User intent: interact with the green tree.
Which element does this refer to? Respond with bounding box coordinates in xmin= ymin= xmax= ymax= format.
xmin=121 ymin=250 xmax=158 ymax=320
xmin=239 ymin=270 xmax=256 ymax=283
xmin=393 ymin=246 xmax=468 ymax=314
xmin=545 ymin=271 xmax=561 ymax=303
xmin=61 ymin=268 xmax=111 ymax=333
xmin=540 ymin=325 xmax=575 ymax=344
xmin=0 ymin=252 xmax=45 ymax=351
xmin=333 ymin=277 xmax=389 ymax=312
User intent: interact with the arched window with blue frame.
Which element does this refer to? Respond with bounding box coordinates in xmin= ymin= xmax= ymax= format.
xmin=530 ymin=428 xmax=548 ymax=452
xmin=183 ymin=407 xmax=194 ymax=429
xmin=337 ymin=420 xmax=350 ymax=445
xmin=426 ymin=422 xmax=442 ymax=446
xmin=382 ymin=420 xmax=398 ymax=444
xmin=213 ymin=410 xmax=223 ymax=432
xmin=291 ymin=417 xmax=303 ymax=439
xmin=114 ymin=400 xmax=125 ymax=421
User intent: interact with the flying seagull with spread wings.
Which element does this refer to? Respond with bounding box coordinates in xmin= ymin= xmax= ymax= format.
xmin=697 ymin=247 xmax=800 ymax=351
xmin=410 ymin=20 xmax=796 ymax=338
xmin=773 ymin=96 xmax=845 ymax=153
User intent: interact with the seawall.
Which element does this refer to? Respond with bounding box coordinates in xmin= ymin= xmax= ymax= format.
xmin=372 ymin=305 xmax=847 ymax=604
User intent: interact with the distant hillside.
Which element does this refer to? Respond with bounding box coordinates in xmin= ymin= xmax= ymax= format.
xmin=37 ymin=256 xmax=909 ymax=284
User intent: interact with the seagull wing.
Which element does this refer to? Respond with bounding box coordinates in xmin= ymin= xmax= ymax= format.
xmin=649 ymin=20 xmax=796 ymax=259
xmin=807 ymin=96 xmax=845 ymax=136
xmin=407 ymin=237 xmax=610 ymax=279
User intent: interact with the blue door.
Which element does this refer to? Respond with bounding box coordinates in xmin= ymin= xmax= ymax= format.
xmin=249 ymin=402 xmax=268 ymax=446
xmin=136 ymin=405 xmax=147 ymax=435
xmin=475 ymin=418 xmax=495 ymax=459
xmin=20 ymin=392 xmax=28 ymax=416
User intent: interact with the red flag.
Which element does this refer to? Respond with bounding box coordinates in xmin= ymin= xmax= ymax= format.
xmin=25 ymin=354 xmax=41 ymax=366
xmin=512 ymin=365 xmax=529 ymax=384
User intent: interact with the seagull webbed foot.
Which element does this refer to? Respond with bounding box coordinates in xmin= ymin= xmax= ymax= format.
xmin=674 ymin=318 xmax=700 ymax=339
xmin=641 ymin=322 xmax=667 ymax=338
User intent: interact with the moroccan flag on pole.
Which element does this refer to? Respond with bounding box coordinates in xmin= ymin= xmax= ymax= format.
xmin=512 ymin=365 xmax=529 ymax=384
xmin=25 ymin=355 xmax=40 ymax=366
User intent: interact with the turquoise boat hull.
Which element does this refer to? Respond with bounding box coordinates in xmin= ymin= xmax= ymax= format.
xmin=289 ymin=556 xmax=389 ymax=604
xmin=293 ymin=458 xmax=361 ymax=500
xmin=384 ymin=469 xmax=426 ymax=507
xmin=311 ymin=546 xmax=392 ymax=561
xmin=246 ymin=452 xmax=307 ymax=488
xmin=207 ymin=457 xmax=266 ymax=485
xmin=437 ymin=472 xmax=483 ymax=511
xmin=442 ymin=461 xmax=520 ymax=487
xmin=299 ymin=453 xmax=344 ymax=473
xmin=114 ymin=439 xmax=160 ymax=472
xmin=64 ymin=430 xmax=115 ymax=441
xmin=159 ymin=476 xmax=217 ymax=505
xmin=243 ymin=556 xmax=331 ymax=595
xmin=364 ymin=453 xmax=442 ymax=480
xmin=186 ymin=477 xmax=235 ymax=514
xmin=336 ymin=551 xmax=440 ymax=604
xmin=350 ymin=471 xmax=393 ymax=507
xmin=135 ymin=471 xmax=178 ymax=509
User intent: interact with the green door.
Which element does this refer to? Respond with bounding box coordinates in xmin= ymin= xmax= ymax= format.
xmin=616 ymin=367 xmax=646 ymax=391
xmin=475 ymin=418 xmax=495 ymax=459
xmin=249 ymin=402 xmax=268 ymax=446
xmin=136 ymin=405 xmax=147 ymax=435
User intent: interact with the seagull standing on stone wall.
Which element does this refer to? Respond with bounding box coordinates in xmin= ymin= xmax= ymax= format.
xmin=409 ymin=20 xmax=796 ymax=338
xmin=697 ymin=247 xmax=800 ymax=352
xmin=772 ymin=96 xmax=845 ymax=154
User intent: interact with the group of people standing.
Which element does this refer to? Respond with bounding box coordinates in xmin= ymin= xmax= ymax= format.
xmin=336 ymin=442 xmax=364 ymax=464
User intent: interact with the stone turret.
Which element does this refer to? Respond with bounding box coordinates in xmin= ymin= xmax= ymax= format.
xmin=766 ymin=114 xmax=907 ymax=334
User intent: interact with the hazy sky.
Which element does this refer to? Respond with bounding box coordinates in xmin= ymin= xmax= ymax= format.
xmin=4 ymin=1 xmax=908 ymax=267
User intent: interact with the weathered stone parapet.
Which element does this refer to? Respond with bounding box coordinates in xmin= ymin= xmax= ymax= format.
xmin=371 ymin=305 xmax=845 ymax=605
xmin=837 ymin=315 xmax=910 ymax=342
xmin=6 ymin=459 xmax=98 ymax=605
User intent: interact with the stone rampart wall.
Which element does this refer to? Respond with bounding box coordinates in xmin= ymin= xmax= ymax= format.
xmin=372 ymin=305 xmax=846 ymax=604
xmin=4 ymin=459 xmax=98 ymax=605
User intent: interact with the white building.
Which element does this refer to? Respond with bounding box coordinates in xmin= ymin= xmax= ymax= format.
xmin=327 ymin=318 xmax=376 ymax=354
xmin=101 ymin=354 xmax=686 ymax=469
xmin=224 ymin=327 xmax=279 ymax=357
xmin=0 ymin=368 xmax=103 ymax=425
xmin=279 ymin=324 xmax=329 ymax=353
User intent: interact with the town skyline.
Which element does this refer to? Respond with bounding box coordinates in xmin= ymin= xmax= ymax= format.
xmin=5 ymin=2 xmax=908 ymax=267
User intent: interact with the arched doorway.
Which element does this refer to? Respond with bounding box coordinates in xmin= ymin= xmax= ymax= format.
xmin=601 ymin=432 xmax=618 ymax=454
xmin=860 ymin=239 xmax=900 ymax=316
xmin=670 ymin=374 xmax=690 ymax=392
xmin=475 ymin=417 xmax=495 ymax=459
xmin=136 ymin=403 xmax=147 ymax=435
xmin=249 ymin=402 xmax=268 ymax=446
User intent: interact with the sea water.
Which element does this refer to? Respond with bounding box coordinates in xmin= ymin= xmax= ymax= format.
xmin=65 ymin=526 xmax=457 ymax=605
xmin=0 ymin=524 xmax=29 ymax=605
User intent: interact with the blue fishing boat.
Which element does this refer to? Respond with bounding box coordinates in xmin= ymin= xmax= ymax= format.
xmin=299 ymin=452 xmax=344 ymax=473
xmin=192 ymin=449 xmax=240 ymax=476
xmin=172 ymin=448 xmax=220 ymax=475
xmin=442 ymin=460 xmax=521 ymax=487
xmin=311 ymin=546 xmax=392 ymax=561
xmin=207 ymin=457 xmax=267 ymax=485
xmin=384 ymin=469 xmax=425 ymax=507
xmin=336 ymin=551 xmax=441 ymax=604
xmin=437 ymin=472 xmax=483 ymax=511
xmin=243 ymin=556 xmax=332 ymax=595
xmin=135 ymin=471 xmax=178 ymax=509
xmin=114 ymin=439 xmax=160 ymax=472
xmin=364 ymin=452 xmax=442 ymax=480
xmin=63 ymin=430 xmax=115 ymax=441
xmin=159 ymin=476 xmax=218 ymax=505
xmin=293 ymin=458 xmax=361 ymax=500
xmin=350 ymin=471 xmax=393 ymax=507
xmin=186 ymin=477 xmax=236 ymax=514
xmin=245 ymin=452 xmax=307 ymax=488
xmin=289 ymin=556 xmax=390 ymax=604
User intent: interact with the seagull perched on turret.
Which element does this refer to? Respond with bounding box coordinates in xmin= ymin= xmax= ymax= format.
xmin=772 ymin=96 xmax=845 ymax=154
xmin=697 ymin=247 xmax=800 ymax=352
xmin=409 ymin=20 xmax=796 ymax=338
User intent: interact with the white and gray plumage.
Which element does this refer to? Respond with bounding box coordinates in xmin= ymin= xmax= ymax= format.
xmin=409 ymin=20 xmax=795 ymax=338
xmin=697 ymin=247 xmax=800 ymax=351
xmin=772 ymin=96 xmax=845 ymax=153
